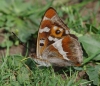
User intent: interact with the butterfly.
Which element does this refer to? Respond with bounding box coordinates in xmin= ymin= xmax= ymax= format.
xmin=33 ymin=7 xmax=83 ymax=67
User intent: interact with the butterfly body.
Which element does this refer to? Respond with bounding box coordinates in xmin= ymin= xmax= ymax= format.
xmin=34 ymin=7 xmax=83 ymax=67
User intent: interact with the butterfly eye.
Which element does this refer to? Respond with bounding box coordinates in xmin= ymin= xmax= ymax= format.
xmin=55 ymin=30 xmax=61 ymax=34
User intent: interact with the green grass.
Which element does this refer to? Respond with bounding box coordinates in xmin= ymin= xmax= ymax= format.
xmin=0 ymin=55 xmax=90 ymax=86
xmin=0 ymin=0 xmax=100 ymax=86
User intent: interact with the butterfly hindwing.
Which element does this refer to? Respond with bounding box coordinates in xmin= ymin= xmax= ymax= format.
xmin=41 ymin=35 xmax=83 ymax=66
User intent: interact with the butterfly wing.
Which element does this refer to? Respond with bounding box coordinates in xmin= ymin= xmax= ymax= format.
xmin=37 ymin=7 xmax=70 ymax=58
xmin=41 ymin=35 xmax=83 ymax=66
xmin=35 ymin=7 xmax=83 ymax=67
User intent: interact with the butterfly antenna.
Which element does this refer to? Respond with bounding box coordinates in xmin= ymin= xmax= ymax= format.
xmin=12 ymin=32 xmax=36 ymax=58
xmin=12 ymin=32 xmax=30 ymax=50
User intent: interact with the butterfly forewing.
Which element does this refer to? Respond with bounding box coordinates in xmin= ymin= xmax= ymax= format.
xmin=37 ymin=7 xmax=70 ymax=57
